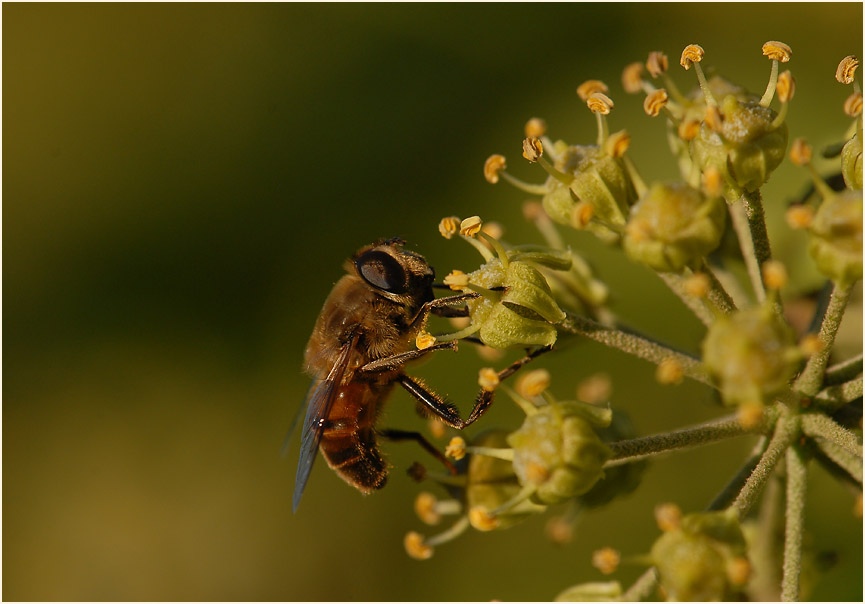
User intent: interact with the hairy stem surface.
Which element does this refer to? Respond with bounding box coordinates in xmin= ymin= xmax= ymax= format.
xmin=782 ymin=445 xmax=807 ymax=602
xmin=796 ymin=281 xmax=853 ymax=396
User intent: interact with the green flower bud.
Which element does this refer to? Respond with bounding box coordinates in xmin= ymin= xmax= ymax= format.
xmin=554 ymin=581 xmax=622 ymax=602
xmin=623 ymin=182 xmax=726 ymax=272
xmin=808 ymin=188 xmax=863 ymax=286
xmin=691 ymin=95 xmax=788 ymax=192
xmin=506 ymin=401 xmax=612 ymax=505
xmin=841 ymin=133 xmax=863 ymax=190
xmin=466 ymin=430 xmax=546 ymax=530
xmin=702 ymin=306 xmax=798 ymax=407
xmin=651 ymin=509 xmax=749 ymax=602
xmin=542 ymin=145 xmax=637 ymax=243
xmin=463 ymin=250 xmax=570 ymax=349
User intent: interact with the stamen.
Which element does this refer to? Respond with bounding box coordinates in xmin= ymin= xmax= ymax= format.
xmin=654 ymin=502 xmax=682 ymax=532
xmin=836 ymin=55 xmax=859 ymax=84
xmin=577 ymin=79 xmax=609 ymax=101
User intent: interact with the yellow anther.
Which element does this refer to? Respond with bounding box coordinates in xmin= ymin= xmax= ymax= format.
xmin=604 ymin=129 xmax=631 ymax=158
xmin=762 ymin=260 xmax=788 ymax=291
xmin=524 ymin=461 xmax=550 ymax=485
xmin=484 ymin=154 xmax=507 ymax=184
xmin=478 ymin=367 xmax=500 ymax=392
xmin=545 ymin=515 xmax=575 ymax=545
xmin=468 ymin=506 xmax=500 ymax=531
xmin=844 ymin=91 xmax=863 ymax=117
xmin=416 ymin=331 xmax=437 ymax=350
xmin=702 ymin=165 xmax=724 ymax=198
xmin=646 ymin=51 xmax=668 ymax=77
xmin=777 ymin=70 xmax=796 ymax=103
xmin=586 ymin=92 xmax=614 ymax=115
xmin=655 ymin=357 xmax=685 ymax=385
xmin=481 ymin=221 xmax=504 ymax=241
xmin=404 ymin=531 xmax=433 ymax=560
xmin=789 ymin=138 xmax=812 ymax=166
xmin=836 ymin=55 xmax=859 ymax=84
xmin=705 ymin=104 xmax=724 ymax=132
xmin=445 ymin=436 xmax=467 ymax=461
xmin=737 ymin=401 xmax=765 ymax=431
xmin=428 ymin=417 xmax=447 ymax=439
xmin=680 ymin=44 xmax=705 ymax=70
xmin=443 ymin=270 xmax=469 ymax=290
xmin=577 ymin=79 xmax=609 ymax=101
xmin=522 ymin=136 xmax=544 ymax=162
xmin=654 ymin=502 xmax=682 ymax=532
xmin=460 ymin=215 xmax=483 ymax=237
xmin=577 ymin=372 xmax=612 ymax=404
xmin=762 ymin=40 xmax=792 ymax=63
xmin=571 ymin=200 xmax=595 ymax=229
xmin=643 ymin=88 xmax=669 ymax=117
xmin=799 ymin=334 xmax=825 ymax=357
xmin=785 ymin=205 xmax=814 ymax=230
xmin=524 ymin=117 xmax=547 ymax=138
xmin=592 ymin=547 xmax=621 ymax=575
xmin=622 ymin=61 xmax=645 ymax=93
xmin=678 ymin=118 xmax=701 ymax=141
xmin=439 ymin=216 xmax=461 ymax=239
xmin=414 ymin=492 xmax=441 ymax=525
xmin=683 ymin=272 xmax=711 ymax=299
xmin=726 ymin=556 xmax=753 ymax=586
xmin=516 ymin=368 xmax=551 ymax=398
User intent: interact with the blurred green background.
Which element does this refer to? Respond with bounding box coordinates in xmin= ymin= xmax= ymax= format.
xmin=3 ymin=3 xmax=862 ymax=601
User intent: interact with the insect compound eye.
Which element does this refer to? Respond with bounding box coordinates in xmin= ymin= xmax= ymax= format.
xmin=355 ymin=250 xmax=409 ymax=294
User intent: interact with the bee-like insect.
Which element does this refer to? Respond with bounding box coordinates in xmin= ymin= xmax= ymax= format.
xmin=292 ymin=238 xmax=544 ymax=512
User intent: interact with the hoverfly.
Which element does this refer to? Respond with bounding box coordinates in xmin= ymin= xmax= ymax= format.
xmin=292 ymin=238 xmax=544 ymax=512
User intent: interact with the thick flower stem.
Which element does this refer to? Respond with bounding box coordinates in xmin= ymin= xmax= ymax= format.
xmin=823 ymin=353 xmax=863 ymax=386
xmin=707 ymin=436 xmax=769 ymax=511
xmin=812 ymin=435 xmax=863 ymax=483
xmin=700 ymin=259 xmax=738 ymax=314
xmin=801 ymin=413 xmax=863 ymax=457
xmin=728 ymin=195 xmax=769 ymax=304
xmin=732 ymin=412 xmax=800 ymax=519
xmin=606 ymin=414 xmax=752 ymax=467
xmin=782 ymin=445 xmax=807 ymax=602
xmin=559 ymin=313 xmax=713 ymax=386
xmin=815 ymin=376 xmax=863 ymax=409
xmin=795 ymin=281 xmax=854 ymax=396
xmin=658 ymin=272 xmax=715 ymax=327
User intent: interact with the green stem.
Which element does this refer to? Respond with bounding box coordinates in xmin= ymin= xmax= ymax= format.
xmin=728 ymin=199 xmax=766 ymax=304
xmin=782 ymin=445 xmax=807 ymax=602
xmin=559 ymin=312 xmax=713 ymax=387
xmin=700 ymin=259 xmax=738 ymax=314
xmin=731 ymin=412 xmax=800 ymax=519
xmin=606 ymin=414 xmax=752 ymax=467
xmin=657 ymin=272 xmax=715 ymax=327
xmin=620 ymin=567 xmax=659 ymax=602
xmin=823 ymin=353 xmax=863 ymax=386
xmin=707 ymin=436 xmax=769 ymax=511
xmin=801 ymin=413 xmax=863 ymax=457
xmin=795 ymin=281 xmax=853 ymax=396
xmin=814 ymin=376 xmax=863 ymax=410
xmin=811 ymin=435 xmax=863 ymax=484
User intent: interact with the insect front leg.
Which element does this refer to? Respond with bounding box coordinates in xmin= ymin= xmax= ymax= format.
xmin=408 ymin=292 xmax=480 ymax=331
xmin=378 ymin=427 xmax=459 ymax=475
xmin=358 ymin=342 xmax=457 ymax=374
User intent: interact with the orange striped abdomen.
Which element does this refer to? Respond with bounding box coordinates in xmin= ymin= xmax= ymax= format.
xmin=320 ymin=380 xmax=393 ymax=493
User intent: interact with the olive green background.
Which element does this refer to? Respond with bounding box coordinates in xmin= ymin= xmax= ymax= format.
xmin=3 ymin=3 xmax=862 ymax=601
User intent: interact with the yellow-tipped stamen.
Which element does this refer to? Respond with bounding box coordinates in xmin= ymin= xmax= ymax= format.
xmin=476 ymin=344 xmax=506 ymax=362
xmin=577 ymin=79 xmax=610 ymax=101
xmin=726 ymin=557 xmax=753 ymax=587
xmin=799 ymin=334 xmax=825 ymax=357
xmin=622 ymin=62 xmax=645 ymax=94
xmin=490 ymin=482 xmax=537 ymax=517
xmin=836 ymin=55 xmax=859 ymax=85
xmin=439 ymin=216 xmax=461 ymax=239
xmin=546 ymin=514 xmax=575 ymax=545
xmin=622 ymin=154 xmax=648 ymax=197
xmin=414 ymin=492 xmax=443 ymax=525
xmin=445 ymin=436 xmax=467 ymax=460
xmin=460 ymin=215 xmax=483 ymax=237
xmin=785 ymin=205 xmax=815 ymax=230
xmin=570 ymin=200 xmax=595 ymax=229
xmin=592 ymin=547 xmax=621 ymax=575
xmin=844 ymin=91 xmax=863 ymax=117
xmin=424 ymin=515 xmax=471 ymax=548
xmin=643 ymin=88 xmax=669 ymax=117
xmin=484 ymin=154 xmax=507 ymax=184
xmin=760 ymin=41 xmax=792 ymax=107
xmin=683 ymin=272 xmax=711 ymax=299
xmin=681 ymin=44 xmax=716 ymax=106
xmin=654 ymin=502 xmax=682 ymax=532
xmin=404 ymin=531 xmax=434 ymax=560
xmin=481 ymin=221 xmax=504 ymax=241
xmin=435 ymin=321 xmax=482 ymax=343
xmin=646 ymin=51 xmax=669 ymax=78
xmin=702 ymin=165 xmax=724 ymax=198
xmin=516 ymin=368 xmax=551 ymax=398
xmin=577 ymin=372 xmax=612 ymax=404
xmin=678 ymin=118 xmax=700 ymax=141
xmin=443 ymin=269 xmax=469 ymax=291
xmin=704 ymin=104 xmax=724 ymax=133
xmin=737 ymin=401 xmax=765 ymax=431
xmin=523 ymin=200 xmax=566 ymax=249
xmin=522 ymin=136 xmax=544 ymax=162
xmin=604 ymin=129 xmax=630 ymax=159
xmin=656 ymin=357 xmax=685 ymax=385
xmin=464 ymin=444 xmax=515 ymax=462
xmin=478 ymin=367 xmax=500 ymax=392
xmin=777 ymin=70 xmax=796 ymax=103
xmin=762 ymin=260 xmax=788 ymax=291
xmin=468 ymin=506 xmax=500 ymax=531
xmin=416 ymin=331 xmax=437 ymax=350
xmin=524 ymin=117 xmax=547 ymax=138
xmin=790 ymin=138 xmax=836 ymax=198
xmin=428 ymin=417 xmax=447 ymax=439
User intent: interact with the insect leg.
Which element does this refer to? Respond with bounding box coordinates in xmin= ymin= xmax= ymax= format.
xmin=408 ymin=292 xmax=480 ymax=330
xmin=378 ymin=428 xmax=459 ymax=475
xmin=358 ymin=342 xmax=457 ymax=374
xmin=398 ymin=345 xmax=553 ymax=429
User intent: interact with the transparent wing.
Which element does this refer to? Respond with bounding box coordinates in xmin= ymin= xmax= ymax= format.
xmin=292 ymin=334 xmax=357 ymax=513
